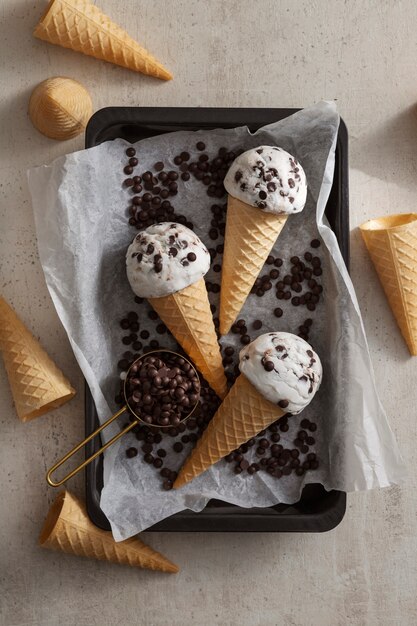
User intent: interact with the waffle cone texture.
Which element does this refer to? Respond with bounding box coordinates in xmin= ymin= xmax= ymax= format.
xmin=34 ymin=0 xmax=172 ymax=80
xmin=149 ymin=278 xmax=228 ymax=399
xmin=0 ymin=297 xmax=75 ymax=421
xmin=39 ymin=491 xmax=179 ymax=572
xmin=360 ymin=213 xmax=417 ymax=356
xmin=174 ymin=374 xmax=285 ymax=488
xmin=29 ymin=77 xmax=92 ymax=140
xmin=220 ymin=196 xmax=288 ymax=335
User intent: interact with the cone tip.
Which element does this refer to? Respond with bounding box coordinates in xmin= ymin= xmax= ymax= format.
xmin=39 ymin=491 xmax=67 ymax=546
xmin=172 ymin=473 xmax=188 ymax=490
xmin=165 ymin=561 xmax=180 ymax=573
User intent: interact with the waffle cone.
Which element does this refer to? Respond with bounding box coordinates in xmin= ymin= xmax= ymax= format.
xmin=0 ymin=297 xmax=75 ymax=421
xmin=39 ymin=491 xmax=179 ymax=572
xmin=174 ymin=374 xmax=285 ymax=488
xmin=29 ymin=77 xmax=93 ymax=140
xmin=34 ymin=0 xmax=172 ymax=81
xmin=220 ymin=196 xmax=288 ymax=335
xmin=149 ymin=278 xmax=227 ymax=399
xmin=360 ymin=213 xmax=417 ymax=356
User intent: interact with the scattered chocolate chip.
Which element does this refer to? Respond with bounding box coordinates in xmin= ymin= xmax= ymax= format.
xmin=311 ymin=239 xmax=321 ymax=248
xmin=196 ymin=141 xmax=206 ymax=151
xmin=126 ymin=447 xmax=137 ymax=458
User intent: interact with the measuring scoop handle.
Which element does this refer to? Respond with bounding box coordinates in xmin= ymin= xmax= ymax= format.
xmin=46 ymin=406 xmax=136 ymax=487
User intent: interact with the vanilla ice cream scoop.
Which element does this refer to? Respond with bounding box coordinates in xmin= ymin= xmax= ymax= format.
xmin=126 ymin=223 xmax=210 ymax=298
xmin=224 ymin=145 xmax=307 ymax=215
xmin=239 ymin=332 xmax=322 ymax=414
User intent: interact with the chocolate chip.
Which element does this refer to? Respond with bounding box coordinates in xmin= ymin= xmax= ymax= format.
xmin=126 ymin=447 xmax=137 ymax=458
xmin=154 ymin=161 xmax=164 ymax=171
xmin=126 ymin=147 xmax=136 ymax=157
xmin=274 ymin=307 xmax=283 ymax=317
xmin=311 ymin=239 xmax=321 ymax=248
xmin=187 ymin=252 xmax=197 ymax=262
xmin=181 ymin=171 xmax=190 ymax=181
xmin=263 ymin=360 xmax=274 ymax=372
xmin=252 ymin=320 xmax=262 ymax=330
xmin=124 ymin=165 xmax=133 ymax=175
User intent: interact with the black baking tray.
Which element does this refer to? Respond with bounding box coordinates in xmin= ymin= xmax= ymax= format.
xmin=84 ymin=107 xmax=349 ymax=532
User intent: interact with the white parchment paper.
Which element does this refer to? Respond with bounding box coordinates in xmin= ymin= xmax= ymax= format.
xmin=28 ymin=102 xmax=406 ymax=540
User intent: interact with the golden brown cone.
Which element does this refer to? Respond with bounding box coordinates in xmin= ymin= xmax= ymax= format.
xmin=29 ymin=77 xmax=93 ymax=140
xmin=360 ymin=213 xmax=417 ymax=356
xmin=174 ymin=374 xmax=285 ymax=488
xmin=34 ymin=0 xmax=172 ymax=81
xmin=0 ymin=296 xmax=75 ymax=421
xmin=149 ymin=278 xmax=228 ymax=399
xmin=39 ymin=491 xmax=179 ymax=572
xmin=220 ymin=196 xmax=288 ymax=335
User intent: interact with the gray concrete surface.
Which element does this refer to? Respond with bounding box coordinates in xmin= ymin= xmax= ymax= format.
xmin=0 ymin=1 xmax=416 ymax=624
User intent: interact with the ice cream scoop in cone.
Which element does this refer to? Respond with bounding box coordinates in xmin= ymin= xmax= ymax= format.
xmin=29 ymin=77 xmax=92 ymax=140
xmin=34 ymin=0 xmax=172 ymax=81
xmin=0 ymin=296 xmax=75 ymax=421
xmin=174 ymin=332 xmax=322 ymax=488
xmin=220 ymin=146 xmax=308 ymax=335
xmin=40 ymin=491 xmax=179 ymax=572
xmin=360 ymin=213 xmax=417 ymax=356
xmin=220 ymin=196 xmax=287 ymax=335
xmin=126 ymin=223 xmax=228 ymax=399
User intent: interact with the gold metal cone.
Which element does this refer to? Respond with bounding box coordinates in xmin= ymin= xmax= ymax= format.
xmin=0 ymin=297 xmax=75 ymax=421
xmin=360 ymin=213 xmax=417 ymax=356
xmin=39 ymin=491 xmax=179 ymax=572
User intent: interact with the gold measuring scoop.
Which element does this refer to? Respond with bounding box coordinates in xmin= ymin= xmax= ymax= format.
xmin=46 ymin=350 xmax=201 ymax=487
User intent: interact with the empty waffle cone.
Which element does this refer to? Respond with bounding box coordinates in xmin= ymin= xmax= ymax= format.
xmin=149 ymin=278 xmax=228 ymax=399
xmin=39 ymin=491 xmax=179 ymax=572
xmin=174 ymin=373 xmax=285 ymax=488
xmin=360 ymin=213 xmax=417 ymax=356
xmin=0 ymin=297 xmax=75 ymax=421
xmin=29 ymin=77 xmax=93 ymax=140
xmin=220 ymin=196 xmax=288 ymax=335
xmin=34 ymin=0 xmax=172 ymax=81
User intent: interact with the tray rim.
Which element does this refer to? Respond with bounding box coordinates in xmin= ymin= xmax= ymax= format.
xmin=84 ymin=106 xmax=348 ymax=533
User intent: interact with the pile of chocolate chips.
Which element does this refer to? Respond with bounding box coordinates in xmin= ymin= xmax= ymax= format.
xmin=118 ymin=142 xmax=322 ymax=489
xmin=122 ymin=143 xmax=240 ymax=234
xmin=125 ymin=352 xmax=200 ymax=427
